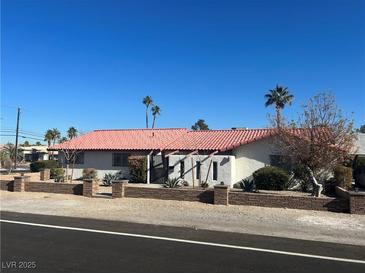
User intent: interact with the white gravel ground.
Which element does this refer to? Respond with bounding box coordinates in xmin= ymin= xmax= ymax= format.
xmin=1 ymin=191 xmax=364 ymax=246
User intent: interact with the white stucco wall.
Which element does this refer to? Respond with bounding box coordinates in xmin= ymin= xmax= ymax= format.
xmin=167 ymin=154 xmax=235 ymax=187
xmin=59 ymin=151 xmax=130 ymax=180
xmin=232 ymin=137 xmax=275 ymax=183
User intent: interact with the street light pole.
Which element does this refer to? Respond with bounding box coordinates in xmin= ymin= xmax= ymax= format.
xmin=14 ymin=107 xmax=21 ymax=169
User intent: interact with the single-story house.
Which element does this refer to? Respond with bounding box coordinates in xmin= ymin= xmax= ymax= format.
xmin=50 ymin=128 xmax=291 ymax=187
xmin=21 ymin=145 xmax=58 ymax=162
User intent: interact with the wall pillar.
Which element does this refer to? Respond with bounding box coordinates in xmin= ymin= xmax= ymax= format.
xmin=349 ymin=191 xmax=365 ymax=215
xmin=214 ymin=184 xmax=229 ymax=205
xmin=40 ymin=169 xmax=50 ymax=181
xmin=14 ymin=176 xmax=26 ymax=192
xmin=83 ymin=179 xmax=98 ymax=197
xmin=112 ymin=180 xmax=129 ymax=198
xmin=146 ymin=154 xmax=151 ymax=184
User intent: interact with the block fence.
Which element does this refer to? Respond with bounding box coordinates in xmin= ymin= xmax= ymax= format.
xmin=112 ymin=181 xmax=363 ymax=214
xmin=1 ymin=177 xmax=365 ymax=214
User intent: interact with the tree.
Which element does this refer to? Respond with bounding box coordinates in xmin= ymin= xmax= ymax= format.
xmin=44 ymin=128 xmax=60 ymax=159
xmin=357 ymin=124 xmax=365 ymax=133
xmin=191 ymin=119 xmax=209 ymax=130
xmin=23 ymin=141 xmax=30 ymax=146
xmin=59 ymin=137 xmax=68 ymax=143
xmin=44 ymin=130 xmax=53 ymax=147
xmin=60 ymin=147 xmax=80 ymax=183
xmin=265 ymin=85 xmax=294 ymax=127
xmin=35 ymin=141 xmax=42 ymax=146
xmin=67 ymin=127 xmax=78 ymax=139
xmin=142 ymin=96 xmax=153 ymax=128
xmin=151 ymin=105 xmax=161 ymax=129
xmin=274 ymin=92 xmax=356 ymax=197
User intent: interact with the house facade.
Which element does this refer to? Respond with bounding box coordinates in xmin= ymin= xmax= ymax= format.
xmin=52 ymin=128 xmax=278 ymax=187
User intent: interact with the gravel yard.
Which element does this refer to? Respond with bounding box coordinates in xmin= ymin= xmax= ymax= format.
xmin=1 ymin=190 xmax=364 ymax=246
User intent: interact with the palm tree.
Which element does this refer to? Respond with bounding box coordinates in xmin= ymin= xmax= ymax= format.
xmin=51 ymin=128 xmax=61 ymax=146
xmin=265 ymin=85 xmax=294 ymax=127
xmin=44 ymin=130 xmax=53 ymax=147
xmin=67 ymin=127 xmax=78 ymax=139
xmin=142 ymin=96 xmax=153 ymax=128
xmin=151 ymin=105 xmax=161 ymax=129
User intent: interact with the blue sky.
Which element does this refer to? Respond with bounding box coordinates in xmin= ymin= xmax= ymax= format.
xmin=1 ymin=0 xmax=364 ymax=144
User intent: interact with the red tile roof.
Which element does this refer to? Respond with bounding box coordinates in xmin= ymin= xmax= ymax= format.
xmin=51 ymin=128 xmax=277 ymax=152
xmin=51 ymin=127 xmax=333 ymax=152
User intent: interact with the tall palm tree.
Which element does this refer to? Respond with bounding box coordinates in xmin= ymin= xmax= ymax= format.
xmin=51 ymin=128 xmax=61 ymax=146
xmin=44 ymin=130 xmax=53 ymax=147
xmin=265 ymin=85 xmax=294 ymax=127
xmin=142 ymin=96 xmax=153 ymax=128
xmin=67 ymin=127 xmax=78 ymax=139
xmin=151 ymin=105 xmax=161 ymax=129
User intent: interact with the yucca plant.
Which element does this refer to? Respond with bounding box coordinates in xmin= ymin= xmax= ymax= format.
xmin=163 ymin=178 xmax=182 ymax=188
xmin=240 ymin=179 xmax=256 ymax=192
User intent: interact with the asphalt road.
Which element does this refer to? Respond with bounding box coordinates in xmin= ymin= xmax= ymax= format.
xmin=1 ymin=211 xmax=365 ymax=272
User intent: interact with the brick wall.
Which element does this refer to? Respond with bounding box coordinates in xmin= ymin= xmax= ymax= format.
xmin=229 ymin=191 xmax=348 ymax=213
xmin=25 ymin=181 xmax=83 ymax=195
xmin=349 ymin=194 xmax=365 ymax=215
xmin=125 ymin=186 xmax=214 ymax=203
xmin=0 ymin=180 xmax=14 ymax=191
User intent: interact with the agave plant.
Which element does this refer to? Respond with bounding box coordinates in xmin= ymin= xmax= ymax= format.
xmin=103 ymin=172 xmax=120 ymax=186
xmin=240 ymin=179 xmax=256 ymax=192
xmin=163 ymin=178 xmax=182 ymax=188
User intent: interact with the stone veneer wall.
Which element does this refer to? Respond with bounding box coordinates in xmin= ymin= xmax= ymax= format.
xmin=125 ymin=186 xmax=214 ymax=203
xmin=229 ymin=191 xmax=349 ymax=213
xmin=25 ymin=181 xmax=83 ymax=195
xmin=0 ymin=180 xmax=14 ymax=191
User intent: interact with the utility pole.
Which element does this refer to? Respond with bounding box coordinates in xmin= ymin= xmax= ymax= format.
xmin=14 ymin=107 xmax=21 ymax=169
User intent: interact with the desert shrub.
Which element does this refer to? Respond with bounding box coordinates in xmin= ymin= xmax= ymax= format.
xmin=30 ymin=160 xmax=58 ymax=172
xmin=82 ymin=168 xmax=98 ymax=180
xmin=128 ymin=156 xmax=147 ymax=183
xmin=253 ymin=166 xmax=290 ymax=191
xmin=50 ymin=168 xmax=65 ymax=179
xmin=3 ymin=158 xmax=12 ymax=173
xmin=334 ymin=165 xmax=353 ymax=189
xmin=292 ymin=165 xmax=312 ymax=192
xmin=103 ymin=172 xmax=120 ymax=186
xmin=163 ymin=177 xmax=182 ymax=188
xmin=181 ymin=180 xmax=189 ymax=187
xmin=239 ymin=179 xmax=256 ymax=192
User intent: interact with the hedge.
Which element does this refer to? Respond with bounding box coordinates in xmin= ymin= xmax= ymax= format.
xmin=253 ymin=166 xmax=290 ymax=191
xmin=30 ymin=160 xmax=58 ymax=172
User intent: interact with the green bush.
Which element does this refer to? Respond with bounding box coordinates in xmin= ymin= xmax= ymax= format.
xmin=30 ymin=160 xmax=58 ymax=172
xmin=323 ymin=177 xmax=337 ymax=196
xmin=253 ymin=166 xmax=290 ymax=191
xmin=50 ymin=168 xmax=65 ymax=179
xmin=292 ymin=165 xmax=312 ymax=192
xmin=334 ymin=165 xmax=353 ymax=189
xmin=82 ymin=168 xmax=98 ymax=180
xmin=128 ymin=156 xmax=147 ymax=183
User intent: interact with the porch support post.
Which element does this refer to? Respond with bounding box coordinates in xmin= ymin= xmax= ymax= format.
xmin=146 ymin=151 xmax=153 ymax=184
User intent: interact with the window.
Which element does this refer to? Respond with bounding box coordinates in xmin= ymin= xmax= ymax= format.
xmin=74 ymin=153 xmax=84 ymax=165
xmin=212 ymin=161 xmax=218 ymax=180
xmin=112 ymin=153 xmax=129 ymax=167
xmin=196 ymin=161 xmax=201 ymax=180
xmin=180 ymin=161 xmax=185 ymax=179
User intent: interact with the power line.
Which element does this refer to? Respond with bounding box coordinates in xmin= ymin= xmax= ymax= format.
xmin=0 ymin=134 xmax=44 ymax=141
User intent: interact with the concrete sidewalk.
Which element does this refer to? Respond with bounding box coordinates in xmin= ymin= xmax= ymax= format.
xmin=1 ymin=190 xmax=364 ymax=246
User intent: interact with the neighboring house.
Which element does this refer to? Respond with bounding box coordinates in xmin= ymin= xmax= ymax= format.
xmin=51 ymin=128 xmax=282 ymax=187
xmin=21 ymin=145 xmax=58 ymax=162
